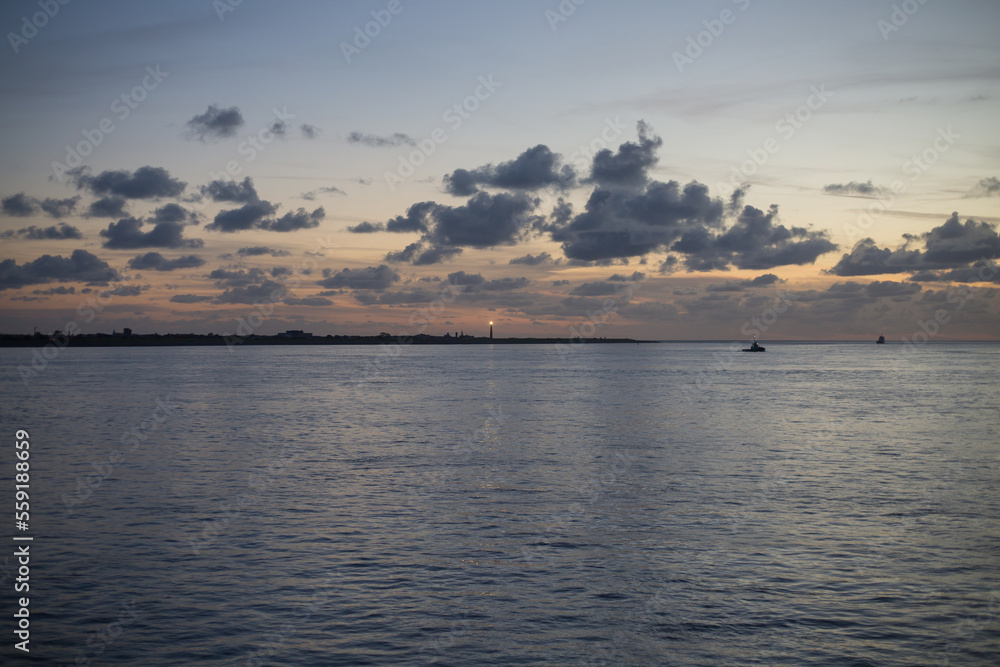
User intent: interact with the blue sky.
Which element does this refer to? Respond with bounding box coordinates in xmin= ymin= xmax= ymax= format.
xmin=1 ymin=0 xmax=999 ymax=339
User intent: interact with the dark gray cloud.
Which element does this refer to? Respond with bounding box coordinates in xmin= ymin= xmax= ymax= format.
xmin=346 ymin=221 xmax=384 ymax=233
xmin=32 ymin=286 xmax=76 ymax=295
xmin=354 ymin=289 xmax=438 ymax=306
xmin=170 ymin=294 xmax=213 ymax=303
xmin=300 ymin=124 xmax=321 ymax=139
xmin=215 ymin=280 xmax=287 ymax=304
xmin=71 ymin=166 xmax=186 ymax=200
xmin=259 ymin=207 xmax=324 ymax=232
xmin=551 ymin=179 xmax=725 ymax=261
xmin=708 ymin=273 xmax=784 ymax=291
xmin=40 ymin=196 xmax=81 ymax=217
xmin=672 ymin=204 xmax=837 ymax=271
xmin=284 ymin=296 xmax=333 ymax=307
xmin=909 ymin=261 xmax=1000 ymax=284
xmin=268 ymin=119 xmax=287 ymax=138
xmin=0 ymin=249 xmax=119 ymax=290
xmin=100 ymin=218 xmax=203 ymax=249
xmin=186 ymin=105 xmax=244 ymax=141
xmin=209 ymin=267 xmax=267 ymax=287
xmin=827 ymin=238 xmax=921 ymax=276
xmin=317 ymin=264 xmax=400 ymax=290
xmin=0 ymin=192 xmax=80 ymax=218
xmin=87 ymin=196 xmax=129 ymax=218
xmin=201 ymin=177 xmax=260 ymax=204
xmin=206 ymin=201 xmax=279 ymax=233
xmin=5 ymin=223 xmax=83 ymax=240
xmin=968 ymin=177 xmax=1000 ymax=198
xmin=509 ymin=252 xmax=556 ymax=266
xmin=588 ymin=120 xmax=662 ymax=188
xmin=442 ymin=145 xmax=576 ymax=196
xmin=2 ymin=193 xmax=37 ymax=216
xmin=864 ymin=280 xmax=922 ymax=298
xmin=823 ymin=180 xmax=887 ymax=197
xmin=347 ymin=131 xmax=416 ymax=148
xmin=127 ymin=252 xmax=205 ymax=271
xmin=426 ymin=192 xmax=540 ymax=250
xmin=380 ymin=192 xmax=540 ymax=265
xmin=101 ymin=284 xmax=145 ymax=297
xmin=237 ymin=246 xmax=291 ymax=257
xmin=829 ymin=213 xmax=1000 ymax=276
xmin=149 ymin=203 xmax=200 ymax=225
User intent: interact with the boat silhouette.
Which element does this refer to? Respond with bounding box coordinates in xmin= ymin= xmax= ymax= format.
xmin=742 ymin=337 xmax=765 ymax=352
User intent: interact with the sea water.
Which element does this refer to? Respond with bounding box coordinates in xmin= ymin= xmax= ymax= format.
xmin=1 ymin=342 xmax=998 ymax=665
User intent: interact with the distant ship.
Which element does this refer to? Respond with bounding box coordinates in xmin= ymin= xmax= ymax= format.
xmin=876 ymin=334 xmax=886 ymax=344
xmin=742 ymin=337 xmax=765 ymax=352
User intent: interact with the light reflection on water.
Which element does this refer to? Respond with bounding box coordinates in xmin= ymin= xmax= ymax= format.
xmin=2 ymin=342 xmax=998 ymax=665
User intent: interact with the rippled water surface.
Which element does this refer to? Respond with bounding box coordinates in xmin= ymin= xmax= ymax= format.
xmin=2 ymin=342 xmax=998 ymax=665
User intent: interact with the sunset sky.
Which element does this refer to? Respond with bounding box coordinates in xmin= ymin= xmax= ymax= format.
xmin=1 ymin=0 xmax=998 ymax=340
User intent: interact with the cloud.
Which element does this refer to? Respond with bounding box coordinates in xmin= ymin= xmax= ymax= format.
xmin=201 ymin=177 xmax=260 ymax=204
xmin=570 ymin=281 xmax=622 ymax=296
xmin=909 ymin=261 xmax=1000 ymax=284
xmin=823 ymin=180 xmax=887 ymax=197
xmin=588 ymin=120 xmax=662 ymax=188
xmin=301 ymin=186 xmax=345 ymax=200
xmin=186 ymin=105 xmax=244 ymax=141
xmin=967 ymin=177 xmax=1000 ymax=198
xmin=127 ymin=252 xmax=205 ymax=271
xmin=209 ymin=267 xmax=268 ymax=287
xmin=170 ymin=294 xmax=214 ymax=303
xmin=671 ymin=204 xmax=837 ymax=271
xmin=2 ymin=193 xmax=37 ymax=216
xmin=828 ymin=213 xmax=1000 ymax=276
xmin=237 ymin=246 xmax=291 ymax=257
xmin=347 ymin=221 xmax=384 ymax=233
xmin=551 ymin=179 xmax=725 ymax=261
xmin=300 ymin=124 xmax=321 ymax=139
xmin=100 ymin=218 xmax=204 ymax=249
xmin=284 ymin=296 xmax=333 ymax=307
xmin=509 ymin=252 xmax=556 ymax=266
xmin=32 ymin=286 xmax=76 ymax=295
xmin=268 ymin=119 xmax=287 ymax=138
xmin=215 ymin=280 xmax=288 ymax=304
xmin=379 ymin=192 xmax=540 ymax=265
xmin=442 ymin=145 xmax=576 ymax=196
xmin=347 ymin=131 xmax=416 ymax=148
xmin=101 ymin=284 xmax=145 ymax=297
xmin=864 ymin=280 xmax=922 ymax=298
xmin=87 ymin=196 xmax=129 ymax=218
xmin=206 ymin=201 xmax=279 ymax=233
xmin=317 ymin=265 xmax=400 ymax=290
xmin=71 ymin=166 xmax=186 ymax=199
xmin=0 ymin=249 xmax=119 ymax=290
xmin=149 ymin=203 xmax=200 ymax=225
xmin=259 ymin=207 xmax=324 ymax=232
xmin=6 ymin=223 xmax=83 ymax=240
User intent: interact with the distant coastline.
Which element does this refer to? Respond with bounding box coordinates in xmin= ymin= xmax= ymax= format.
xmin=0 ymin=332 xmax=651 ymax=347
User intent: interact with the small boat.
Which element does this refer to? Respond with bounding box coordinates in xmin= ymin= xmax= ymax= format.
xmin=876 ymin=334 xmax=886 ymax=344
xmin=742 ymin=337 xmax=765 ymax=352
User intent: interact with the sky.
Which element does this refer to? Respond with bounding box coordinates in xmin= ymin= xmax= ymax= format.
xmin=1 ymin=0 xmax=999 ymax=340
